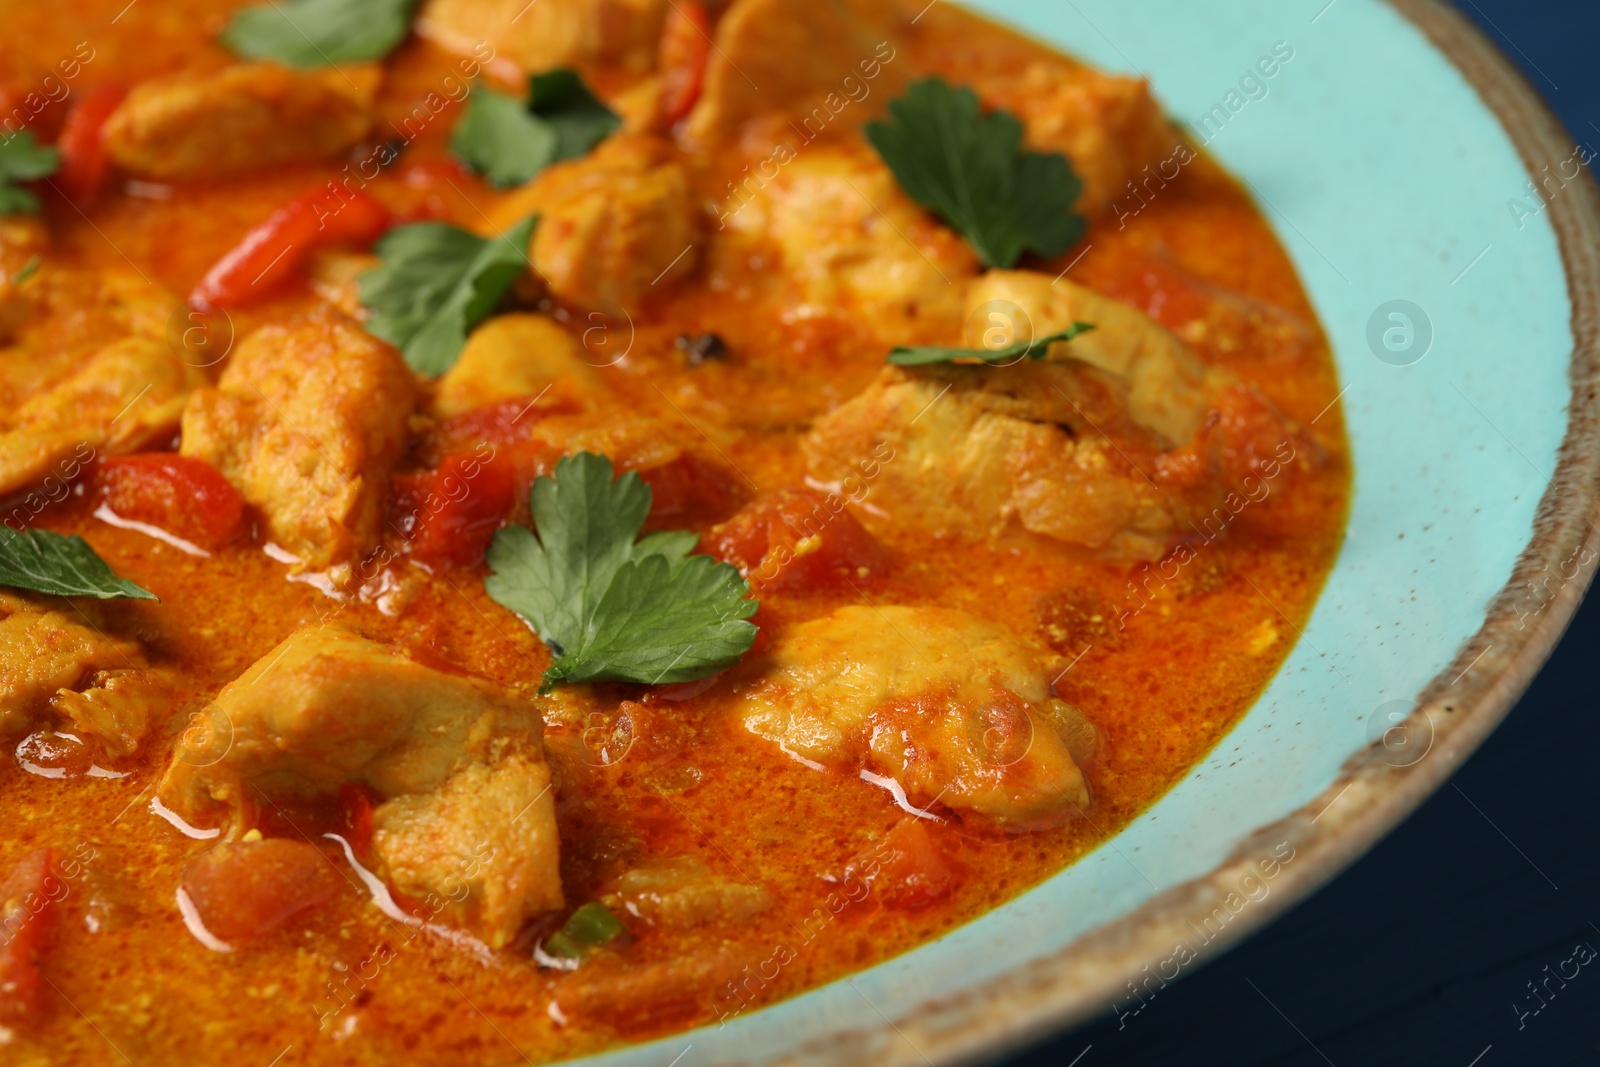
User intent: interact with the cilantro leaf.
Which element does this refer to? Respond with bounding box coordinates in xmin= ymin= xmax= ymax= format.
xmin=866 ymin=77 xmax=1086 ymax=269
xmin=485 ymin=452 xmax=759 ymax=691
xmin=220 ymin=0 xmax=422 ymax=66
xmin=888 ymin=324 xmax=1095 ymax=367
xmin=0 ymin=135 xmax=60 ymax=216
xmin=358 ymin=216 xmax=536 ymax=375
xmin=0 ymin=527 xmax=156 ymax=600
xmin=451 ymin=69 xmax=621 ymax=188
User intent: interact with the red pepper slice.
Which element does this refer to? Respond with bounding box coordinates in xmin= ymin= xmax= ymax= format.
xmin=94 ymin=454 xmax=246 ymax=552
xmin=189 ymin=184 xmax=392 ymax=311
xmin=658 ymin=1 xmax=712 ymax=125
xmin=55 ymin=84 xmax=127 ymax=209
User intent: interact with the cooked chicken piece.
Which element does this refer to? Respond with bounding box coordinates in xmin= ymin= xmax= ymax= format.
xmin=738 ymin=605 xmax=1091 ymax=829
xmin=180 ymin=310 xmax=417 ymax=573
xmin=685 ymin=0 xmax=910 ymax=143
xmin=805 ymin=272 xmax=1234 ymax=558
xmin=0 ymin=337 xmax=206 ymax=499
xmin=967 ymin=271 xmax=1216 ymax=446
xmin=601 ymin=860 xmax=772 ymax=930
xmin=159 ymin=623 xmax=563 ymax=949
xmin=372 ymin=754 xmax=560 ymax=949
xmin=434 ymin=313 xmax=601 ymax=418
xmin=713 ymin=144 xmax=977 ymax=332
xmin=418 ymin=0 xmax=666 ymax=75
xmin=975 ymin=60 xmax=1178 ymax=218
xmin=0 ymin=594 xmax=169 ymax=757
xmin=487 ymin=135 xmax=701 ymax=314
xmin=103 ymin=63 xmax=379 ymax=182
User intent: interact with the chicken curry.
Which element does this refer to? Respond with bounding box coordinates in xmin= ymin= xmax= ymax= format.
xmin=0 ymin=0 xmax=1347 ymax=1063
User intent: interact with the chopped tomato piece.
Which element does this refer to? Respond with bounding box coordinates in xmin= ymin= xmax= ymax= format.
xmin=708 ymin=489 xmax=887 ymax=593
xmin=93 ymin=454 xmax=246 ymax=551
xmin=658 ymin=1 xmax=712 ymax=125
xmin=181 ymin=839 xmax=340 ymax=943
xmin=55 ymin=84 xmax=126 ymax=209
xmin=855 ymin=819 xmax=955 ymax=911
xmin=190 ymin=184 xmax=392 ymax=311
xmin=0 ymin=849 xmax=59 ymax=1023
xmin=637 ymin=453 xmax=740 ymax=529
xmin=391 ymin=450 xmax=516 ymax=566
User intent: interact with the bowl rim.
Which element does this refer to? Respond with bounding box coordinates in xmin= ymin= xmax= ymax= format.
xmin=776 ymin=2 xmax=1600 ymax=1063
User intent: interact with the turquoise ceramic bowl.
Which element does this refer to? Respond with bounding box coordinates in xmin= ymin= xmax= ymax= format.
xmin=573 ymin=2 xmax=1600 ymax=1063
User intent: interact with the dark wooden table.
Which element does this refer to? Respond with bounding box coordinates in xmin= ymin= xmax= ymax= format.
xmin=1007 ymin=2 xmax=1600 ymax=1064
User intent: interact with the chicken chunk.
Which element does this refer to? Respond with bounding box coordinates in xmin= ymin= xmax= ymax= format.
xmin=685 ymin=0 xmax=910 ymax=143
xmin=738 ymin=605 xmax=1091 ymax=829
xmin=158 ymin=624 xmax=563 ymax=949
xmin=975 ymin=60 xmax=1178 ymax=218
xmin=967 ymin=271 xmax=1215 ymax=446
xmin=601 ymin=860 xmax=772 ymax=930
xmin=712 ymin=144 xmax=977 ymax=333
xmin=805 ymin=273 xmax=1230 ymax=559
xmin=487 ymin=135 xmax=701 ymax=314
xmin=0 ymin=337 xmax=206 ymax=499
xmin=103 ymin=63 xmax=379 ymax=182
xmin=418 ymin=0 xmax=667 ymax=75
xmin=0 ymin=594 xmax=170 ymax=757
xmin=433 ymin=313 xmax=601 ymax=418
xmin=179 ymin=310 xmax=417 ymax=573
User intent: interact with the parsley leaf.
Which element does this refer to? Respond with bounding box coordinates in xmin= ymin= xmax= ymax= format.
xmin=888 ymin=324 xmax=1095 ymax=367
xmin=220 ymin=0 xmax=422 ymax=66
xmin=0 ymin=135 xmax=60 ymax=216
xmin=451 ymin=69 xmax=621 ymax=188
xmin=866 ymin=77 xmax=1086 ymax=270
xmin=358 ymin=216 xmax=536 ymax=375
xmin=485 ymin=452 xmax=759 ymax=691
xmin=0 ymin=527 xmax=156 ymax=600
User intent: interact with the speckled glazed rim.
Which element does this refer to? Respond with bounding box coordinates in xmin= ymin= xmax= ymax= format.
xmin=765 ymin=2 xmax=1600 ymax=1064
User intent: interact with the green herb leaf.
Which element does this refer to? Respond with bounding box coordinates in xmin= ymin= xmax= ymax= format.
xmin=485 ymin=452 xmax=759 ymax=691
xmin=358 ymin=216 xmax=536 ymax=376
xmin=866 ymin=77 xmax=1086 ymax=270
xmin=0 ymin=527 xmax=156 ymax=600
xmin=545 ymin=902 xmax=626 ymax=960
xmin=451 ymin=69 xmax=621 ymax=188
xmin=220 ymin=0 xmax=422 ymax=66
xmin=0 ymin=135 xmax=60 ymax=216
xmin=888 ymin=324 xmax=1095 ymax=367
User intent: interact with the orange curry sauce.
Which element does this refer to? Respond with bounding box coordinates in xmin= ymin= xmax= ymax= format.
xmin=0 ymin=1 xmax=1347 ymax=1063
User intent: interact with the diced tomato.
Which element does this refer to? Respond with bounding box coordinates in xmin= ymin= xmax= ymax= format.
xmin=338 ymin=784 xmax=377 ymax=856
xmin=636 ymin=452 xmax=739 ymax=529
xmin=708 ymin=489 xmax=888 ymax=594
xmin=0 ymin=849 xmax=59 ymax=1023
xmin=55 ymin=84 xmax=126 ymax=209
xmin=181 ymin=839 xmax=340 ymax=943
xmin=857 ymin=819 xmax=955 ymax=911
xmin=658 ymin=1 xmax=712 ymax=125
xmin=391 ymin=450 xmax=516 ymax=565
xmin=93 ymin=454 xmax=246 ymax=551
xmin=190 ymin=184 xmax=392 ymax=311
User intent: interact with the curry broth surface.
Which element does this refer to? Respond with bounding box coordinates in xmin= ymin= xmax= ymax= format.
xmin=0 ymin=2 xmax=1348 ymax=1063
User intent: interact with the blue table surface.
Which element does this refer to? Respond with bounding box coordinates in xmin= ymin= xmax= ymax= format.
xmin=1005 ymin=2 xmax=1600 ymax=1065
